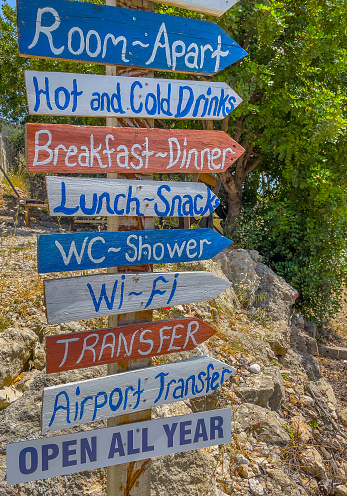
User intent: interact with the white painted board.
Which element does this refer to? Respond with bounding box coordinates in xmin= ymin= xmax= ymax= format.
xmin=44 ymin=271 xmax=231 ymax=325
xmin=46 ymin=176 xmax=220 ymax=218
xmin=25 ymin=70 xmax=242 ymax=120
xmin=7 ymin=409 xmax=232 ymax=485
xmin=158 ymin=0 xmax=239 ymax=16
xmin=42 ymin=356 xmax=236 ymax=432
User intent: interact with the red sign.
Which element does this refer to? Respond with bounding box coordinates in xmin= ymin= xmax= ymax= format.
xmin=46 ymin=318 xmax=217 ymax=374
xmin=26 ymin=123 xmax=245 ymax=174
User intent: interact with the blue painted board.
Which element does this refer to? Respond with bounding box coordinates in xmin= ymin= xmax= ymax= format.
xmin=37 ymin=228 xmax=232 ymax=273
xmin=16 ymin=0 xmax=247 ymax=75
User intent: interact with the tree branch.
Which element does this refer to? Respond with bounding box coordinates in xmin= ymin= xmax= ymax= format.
xmin=244 ymin=155 xmax=262 ymax=175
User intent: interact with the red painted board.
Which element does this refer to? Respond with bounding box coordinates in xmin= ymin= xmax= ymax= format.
xmin=26 ymin=123 xmax=245 ymax=174
xmin=46 ymin=318 xmax=217 ymax=374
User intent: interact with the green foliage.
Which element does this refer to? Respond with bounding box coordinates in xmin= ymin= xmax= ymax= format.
xmin=219 ymin=0 xmax=347 ymax=323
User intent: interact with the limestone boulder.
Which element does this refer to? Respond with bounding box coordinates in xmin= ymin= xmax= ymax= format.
xmin=0 ymin=327 xmax=38 ymax=388
xmin=337 ymin=408 xmax=347 ymax=427
xmin=234 ymin=404 xmax=291 ymax=446
xmin=236 ymin=367 xmax=284 ymax=411
xmin=299 ymin=448 xmax=326 ymax=480
xmin=213 ymin=248 xmax=295 ymax=321
xmin=0 ymin=387 xmax=22 ymax=410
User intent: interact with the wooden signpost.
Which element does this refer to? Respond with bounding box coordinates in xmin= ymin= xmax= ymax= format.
xmin=44 ymin=271 xmax=231 ymax=324
xmin=45 ymin=176 xmax=220 ymax=218
xmin=25 ymin=70 xmax=242 ymax=120
xmin=8 ymin=0 xmax=245 ymax=488
xmin=158 ymin=0 xmax=240 ymax=16
xmin=7 ymin=408 xmax=232 ymax=485
xmin=45 ymin=318 xmax=218 ymax=373
xmin=42 ymin=356 xmax=235 ymax=432
xmin=37 ymin=229 xmax=232 ymax=273
xmin=26 ymin=123 xmax=245 ymax=174
xmin=17 ymin=0 xmax=247 ymax=74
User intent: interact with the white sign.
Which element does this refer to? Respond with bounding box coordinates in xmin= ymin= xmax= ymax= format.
xmin=158 ymin=0 xmax=239 ymax=16
xmin=25 ymin=70 xmax=242 ymax=120
xmin=44 ymin=271 xmax=231 ymax=324
xmin=7 ymin=409 xmax=232 ymax=485
xmin=42 ymin=357 xmax=235 ymax=432
xmin=45 ymin=176 xmax=220 ymax=218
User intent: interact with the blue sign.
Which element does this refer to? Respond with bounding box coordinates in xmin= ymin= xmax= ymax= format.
xmin=37 ymin=229 xmax=232 ymax=273
xmin=17 ymin=0 xmax=247 ymax=75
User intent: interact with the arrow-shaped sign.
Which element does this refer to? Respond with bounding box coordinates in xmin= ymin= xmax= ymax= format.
xmin=26 ymin=123 xmax=245 ymax=174
xmin=158 ymin=0 xmax=239 ymax=16
xmin=42 ymin=356 xmax=235 ymax=432
xmin=45 ymin=176 xmax=220 ymax=218
xmin=45 ymin=318 xmax=219 ymax=374
xmin=17 ymin=0 xmax=247 ymax=75
xmin=37 ymin=229 xmax=232 ymax=273
xmin=7 ymin=409 xmax=232 ymax=485
xmin=25 ymin=70 xmax=242 ymax=120
xmin=44 ymin=271 xmax=231 ymax=324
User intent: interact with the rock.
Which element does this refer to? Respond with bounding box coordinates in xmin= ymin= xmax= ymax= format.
xmin=291 ymin=314 xmax=305 ymax=328
xmin=236 ymin=368 xmax=284 ymax=411
xmin=335 ymin=485 xmax=347 ymax=496
xmin=305 ymin=336 xmax=319 ymax=356
xmin=309 ymin=379 xmax=338 ymax=410
xmin=236 ymin=454 xmax=249 ymax=466
xmin=249 ymin=478 xmax=264 ymax=495
xmin=236 ymin=464 xmax=249 ymax=478
xmin=234 ymin=404 xmax=291 ymax=446
xmin=0 ymin=387 xmax=22 ymax=410
xmin=299 ymin=448 xmax=326 ymax=479
xmin=268 ymin=338 xmax=289 ymax=356
xmin=338 ymin=408 xmax=347 ymax=427
xmin=304 ymin=321 xmax=317 ymax=338
xmin=151 ymin=449 xmax=217 ymax=496
xmin=250 ymin=364 xmax=261 ymax=374
xmin=213 ymin=248 xmax=295 ymax=320
xmin=0 ymin=327 xmax=38 ymax=388
xmin=290 ymin=415 xmax=312 ymax=443
xmin=32 ymin=342 xmax=46 ymax=371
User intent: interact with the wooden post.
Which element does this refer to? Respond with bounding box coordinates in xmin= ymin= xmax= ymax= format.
xmin=106 ymin=1 xmax=154 ymax=495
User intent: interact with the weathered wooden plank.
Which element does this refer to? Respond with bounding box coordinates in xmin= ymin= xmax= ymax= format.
xmin=157 ymin=0 xmax=239 ymax=16
xmin=17 ymin=0 xmax=247 ymax=75
xmin=24 ymin=70 xmax=242 ymax=120
xmin=44 ymin=271 xmax=231 ymax=324
xmin=46 ymin=318 xmax=218 ymax=373
xmin=37 ymin=229 xmax=232 ymax=273
xmin=6 ymin=408 xmax=232 ymax=484
xmin=26 ymin=123 xmax=245 ymax=174
xmin=45 ymin=176 xmax=220 ymax=218
xmin=42 ymin=356 xmax=235 ymax=432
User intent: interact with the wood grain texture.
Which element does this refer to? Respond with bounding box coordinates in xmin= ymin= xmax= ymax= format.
xmin=26 ymin=123 xmax=245 ymax=174
xmin=45 ymin=176 xmax=220 ymax=218
xmin=156 ymin=0 xmax=239 ymax=16
xmin=25 ymin=70 xmax=242 ymax=120
xmin=42 ymin=356 xmax=235 ymax=432
xmin=37 ymin=229 xmax=232 ymax=273
xmin=45 ymin=318 xmax=218 ymax=373
xmin=44 ymin=271 xmax=231 ymax=324
xmin=17 ymin=0 xmax=247 ymax=74
xmin=6 ymin=409 xmax=232 ymax=485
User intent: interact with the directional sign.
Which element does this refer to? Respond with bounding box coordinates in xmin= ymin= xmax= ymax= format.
xmin=46 ymin=318 xmax=218 ymax=374
xmin=45 ymin=176 xmax=220 ymax=218
xmin=42 ymin=357 xmax=235 ymax=432
xmin=17 ymin=0 xmax=247 ymax=75
xmin=26 ymin=123 xmax=245 ymax=174
xmin=158 ymin=0 xmax=239 ymax=16
xmin=7 ymin=408 xmax=231 ymax=485
xmin=37 ymin=229 xmax=232 ymax=273
xmin=25 ymin=70 xmax=242 ymax=120
xmin=44 ymin=271 xmax=231 ymax=325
